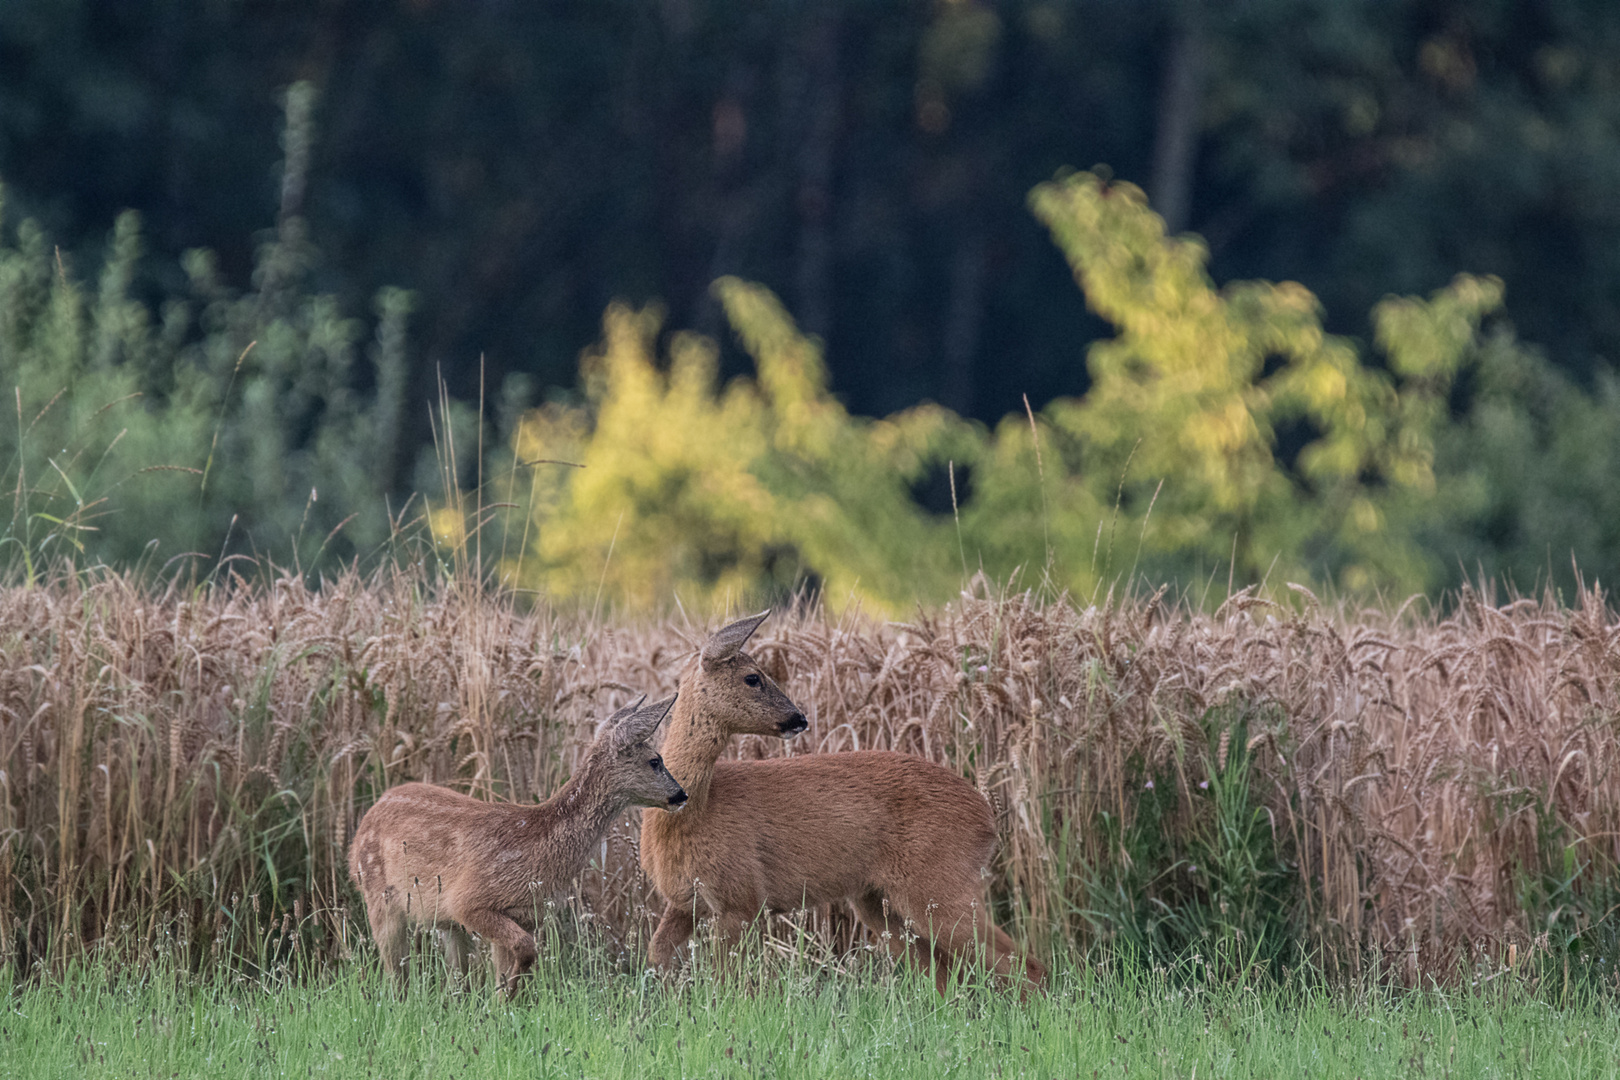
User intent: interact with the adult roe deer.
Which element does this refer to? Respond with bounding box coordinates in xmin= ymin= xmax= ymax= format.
xmin=640 ymin=612 xmax=1046 ymax=994
xmin=350 ymin=694 xmax=686 ymax=992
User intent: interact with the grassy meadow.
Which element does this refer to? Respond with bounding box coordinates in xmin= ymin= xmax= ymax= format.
xmin=6 ymin=953 xmax=1620 ymax=1079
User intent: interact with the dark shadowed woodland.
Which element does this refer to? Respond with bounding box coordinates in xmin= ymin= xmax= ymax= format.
xmin=5 ymin=2 xmax=1620 ymax=601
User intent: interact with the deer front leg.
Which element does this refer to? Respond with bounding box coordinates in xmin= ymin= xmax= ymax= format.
xmin=700 ymin=910 xmax=757 ymax=980
xmin=710 ymin=911 xmax=748 ymax=960
xmin=649 ymin=904 xmax=695 ymax=970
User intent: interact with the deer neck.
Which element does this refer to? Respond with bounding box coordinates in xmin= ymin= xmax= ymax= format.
xmin=658 ymin=678 xmax=729 ymax=813
xmin=529 ymin=753 xmax=624 ymax=880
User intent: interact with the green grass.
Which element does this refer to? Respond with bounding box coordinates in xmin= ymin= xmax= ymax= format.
xmin=3 ymin=951 xmax=1620 ymax=1080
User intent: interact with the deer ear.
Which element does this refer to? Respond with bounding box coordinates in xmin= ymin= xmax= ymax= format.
xmin=614 ymin=693 xmax=676 ymax=749
xmin=701 ymin=611 xmax=770 ymax=669
xmin=598 ymin=694 xmax=647 ymax=739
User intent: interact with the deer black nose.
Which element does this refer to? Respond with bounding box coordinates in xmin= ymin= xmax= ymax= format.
xmin=778 ymin=712 xmax=807 ymax=735
xmin=667 ymin=790 xmax=688 ymax=807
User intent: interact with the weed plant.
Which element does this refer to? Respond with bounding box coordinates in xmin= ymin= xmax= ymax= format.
xmin=1081 ymin=701 xmax=1302 ymax=983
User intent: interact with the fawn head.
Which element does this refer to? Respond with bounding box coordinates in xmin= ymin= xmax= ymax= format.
xmin=599 ymin=694 xmax=688 ymax=810
xmin=694 ymin=611 xmax=807 ymax=738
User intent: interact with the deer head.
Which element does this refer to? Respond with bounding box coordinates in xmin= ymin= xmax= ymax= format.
xmin=693 ymin=611 xmax=807 ymax=738
xmin=599 ymin=694 xmax=688 ymax=810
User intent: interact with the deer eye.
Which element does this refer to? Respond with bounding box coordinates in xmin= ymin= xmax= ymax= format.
xmin=744 ymin=673 xmax=762 ymax=688
xmin=649 ymin=756 xmax=662 ymax=770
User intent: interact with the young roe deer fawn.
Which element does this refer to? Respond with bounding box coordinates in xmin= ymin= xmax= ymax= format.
xmin=350 ymin=694 xmax=686 ymax=992
xmin=640 ymin=613 xmax=1046 ymax=994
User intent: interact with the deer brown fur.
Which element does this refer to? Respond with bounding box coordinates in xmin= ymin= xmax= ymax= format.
xmin=640 ymin=613 xmax=1046 ymax=994
xmin=349 ymin=695 xmax=686 ymax=992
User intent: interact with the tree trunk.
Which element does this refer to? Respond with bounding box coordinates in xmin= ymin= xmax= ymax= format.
xmin=941 ymin=227 xmax=985 ymax=416
xmin=1151 ymin=6 xmax=1207 ymax=234
xmin=792 ymin=11 xmax=842 ymax=342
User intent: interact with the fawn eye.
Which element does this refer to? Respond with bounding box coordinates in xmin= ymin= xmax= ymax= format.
xmin=744 ymin=673 xmax=762 ymax=688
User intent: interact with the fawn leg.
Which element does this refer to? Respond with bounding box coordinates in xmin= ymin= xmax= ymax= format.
xmin=459 ymin=909 xmax=537 ymax=996
xmin=489 ymin=943 xmax=515 ymax=986
xmin=437 ymin=924 xmax=475 ymax=984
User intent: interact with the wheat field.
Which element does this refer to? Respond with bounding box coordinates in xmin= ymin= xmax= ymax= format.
xmin=0 ymin=566 xmax=1616 ymax=983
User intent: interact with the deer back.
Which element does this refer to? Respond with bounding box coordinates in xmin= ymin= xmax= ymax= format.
xmin=643 ymin=750 xmax=995 ymax=915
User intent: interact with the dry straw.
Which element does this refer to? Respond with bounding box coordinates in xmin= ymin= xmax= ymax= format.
xmin=0 ymin=565 xmax=1615 ymax=982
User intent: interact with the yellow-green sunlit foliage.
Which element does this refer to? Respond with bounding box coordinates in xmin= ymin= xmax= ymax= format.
xmin=506 ymin=283 xmax=974 ymax=611
xmin=504 ymin=172 xmax=1517 ymax=612
xmin=1024 ymin=171 xmax=1504 ymax=594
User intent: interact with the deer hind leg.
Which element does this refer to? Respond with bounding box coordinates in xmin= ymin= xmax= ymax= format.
xmin=459 ymin=909 xmax=537 ymax=996
xmin=920 ymin=899 xmax=1041 ymax=995
xmin=976 ymin=911 xmax=1046 ymax=995
xmin=851 ymin=893 xmax=936 ymax=981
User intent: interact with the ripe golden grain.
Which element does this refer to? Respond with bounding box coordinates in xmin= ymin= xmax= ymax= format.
xmin=0 ymin=569 xmax=1615 ymax=980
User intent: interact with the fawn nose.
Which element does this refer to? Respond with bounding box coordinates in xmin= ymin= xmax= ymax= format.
xmin=667 ymin=790 xmax=688 ymax=808
xmin=778 ymin=711 xmax=807 ymax=735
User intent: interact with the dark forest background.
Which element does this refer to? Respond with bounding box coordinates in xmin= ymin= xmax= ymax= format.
xmin=5 ymin=0 xmax=1620 ymax=604
xmin=7 ymin=0 xmax=1618 ymax=427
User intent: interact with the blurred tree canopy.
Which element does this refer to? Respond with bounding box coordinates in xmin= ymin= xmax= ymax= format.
xmin=509 ymin=171 xmax=1609 ymax=611
xmin=5 ymin=1 xmax=1620 ymax=605
xmin=0 ymin=86 xmax=419 ymax=573
xmin=6 ymin=0 xmax=1620 ymax=424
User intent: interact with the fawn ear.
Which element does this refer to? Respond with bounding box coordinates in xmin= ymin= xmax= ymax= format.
xmin=701 ymin=611 xmax=770 ymax=669
xmin=598 ymin=694 xmax=647 ymax=739
xmin=614 ymin=693 xmax=677 ymax=749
